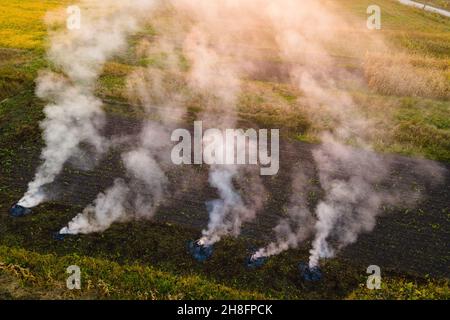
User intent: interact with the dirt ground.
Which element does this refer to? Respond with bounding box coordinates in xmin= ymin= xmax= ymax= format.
xmin=1 ymin=111 xmax=448 ymax=279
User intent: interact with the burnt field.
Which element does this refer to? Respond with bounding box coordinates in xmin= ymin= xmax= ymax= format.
xmin=0 ymin=0 xmax=449 ymax=300
xmin=1 ymin=110 xmax=449 ymax=288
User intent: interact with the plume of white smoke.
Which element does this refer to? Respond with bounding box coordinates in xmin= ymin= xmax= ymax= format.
xmin=307 ymin=133 xmax=445 ymax=268
xmin=253 ymin=169 xmax=315 ymax=259
xmin=60 ymin=28 xmax=187 ymax=234
xmin=252 ymin=0 xmax=369 ymax=259
xmin=308 ymin=135 xmax=393 ymax=267
xmin=18 ymin=0 xmax=158 ymax=208
xmin=60 ymin=124 xmax=170 ymax=235
xmin=59 ymin=178 xmax=129 ymax=234
xmin=200 ymin=166 xmax=246 ymax=245
xmin=251 ymin=0 xmax=446 ymax=266
xmin=48 ymin=0 xmax=446 ymax=254
xmin=172 ymin=2 xmax=267 ymax=246
xmin=122 ymin=145 xmax=167 ymax=218
xmin=19 ymin=72 xmax=107 ymax=208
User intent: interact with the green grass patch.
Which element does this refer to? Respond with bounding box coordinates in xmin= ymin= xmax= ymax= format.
xmin=0 ymin=246 xmax=265 ymax=299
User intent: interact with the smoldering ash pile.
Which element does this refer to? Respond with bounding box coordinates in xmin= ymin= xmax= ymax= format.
xmin=14 ymin=0 xmax=446 ymax=281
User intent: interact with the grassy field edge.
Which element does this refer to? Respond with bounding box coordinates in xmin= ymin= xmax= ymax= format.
xmin=0 ymin=245 xmax=266 ymax=300
xmin=0 ymin=245 xmax=448 ymax=300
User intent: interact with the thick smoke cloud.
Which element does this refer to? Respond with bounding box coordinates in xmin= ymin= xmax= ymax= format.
xmin=60 ymin=29 xmax=186 ymax=234
xmin=253 ymin=169 xmax=315 ymax=259
xmin=165 ymin=0 xmax=268 ymax=246
xmin=19 ymin=0 xmax=159 ymax=208
xmin=20 ymin=0 xmax=446 ymax=261
xmin=250 ymin=0 xmax=446 ymax=266
xmin=60 ymin=124 xmax=170 ymax=234
xmin=19 ymin=72 xmax=107 ymax=208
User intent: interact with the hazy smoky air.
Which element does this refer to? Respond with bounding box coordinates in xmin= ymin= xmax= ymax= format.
xmin=19 ymin=0 xmax=446 ymax=265
xmin=60 ymin=18 xmax=185 ymax=234
xmin=60 ymin=124 xmax=170 ymax=234
xmin=19 ymin=0 xmax=159 ymax=208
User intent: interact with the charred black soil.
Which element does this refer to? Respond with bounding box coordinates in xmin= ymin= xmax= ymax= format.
xmin=0 ymin=105 xmax=449 ymax=300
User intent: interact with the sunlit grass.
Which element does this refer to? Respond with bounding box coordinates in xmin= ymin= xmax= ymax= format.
xmin=0 ymin=246 xmax=265 ymax=299
xmin=0 ymin=0 xmax=65 ymax=50
xmin=423 ymin=0 xmax=449 ymax=10
xmin=0 ymin=1 xmax=449 ymax=299
xmin=0 ymin=245 xmax=447 ymax=299
xmin=337 ymin=0 xmax=450 ymax=58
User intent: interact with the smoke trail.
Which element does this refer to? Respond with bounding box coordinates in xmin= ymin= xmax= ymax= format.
xmin=19 ymin=72 xmax=107 ymax=208
xmin=179 ymin=8 xmax=242 ymax=246
xmin=60 ymin=124 xmax=170 ymax=234
xmin=60 ymin=28 xmax=187 ymax=234
xmin=252 ymin=0 xmax=369 ymax=259
xmin=308 ymin=135 xmax=393 ymax=267
xmin=59 ymin=178 xmax=129 ymax=234
xmin=200 ymin=166 xmax=245 ymax=245
xmin=18 ymin=0 xmax=158 ymax=208
xmin=251 ymin=0 xmax=447 ymax=266
xmin=189 ymin=38 xmax=250 ymax=246
xmin=257 ymin=66 xmax=445 ymax=265
xmin=173 ymin=4 xmax=267 ymax=246
xmin=33 ymin=0 xmax=446 ymax=255
xmin=253 ymin=169 xmax=315 ymax=259
xmin=199 ymin=165 xmax=266 ymax=246
xmin=307 ymin=134 xmax=446 ymax=267
xmin=173 ymin=0 xmax=359 ymax=247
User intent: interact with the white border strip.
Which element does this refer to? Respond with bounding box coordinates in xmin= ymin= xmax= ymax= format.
xmin=398 ymin=0 xmax=450 ymax=18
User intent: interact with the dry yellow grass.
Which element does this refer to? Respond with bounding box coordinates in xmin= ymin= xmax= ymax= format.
xmin=364 ymin=53 xmax=450 ymax=100
xmin=0 ymin=0 xmax=64 ymax=50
